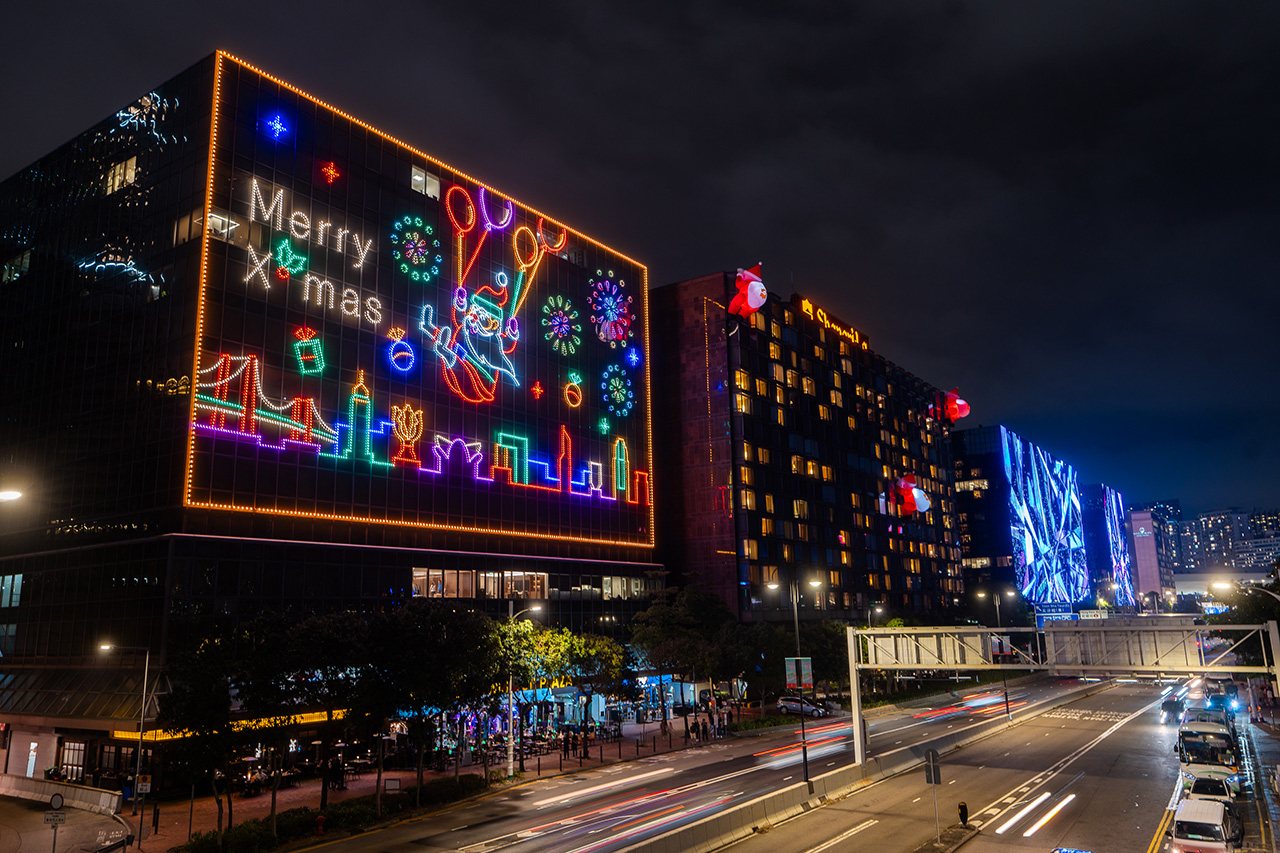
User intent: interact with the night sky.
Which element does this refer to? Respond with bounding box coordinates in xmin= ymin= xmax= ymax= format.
xmin=2 ymin=2 xmax=1276 ymax=516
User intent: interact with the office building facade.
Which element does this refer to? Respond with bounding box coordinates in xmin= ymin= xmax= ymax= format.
xmin=0 ymin=53 xmax=658 ymax=781
xmin=650 ymin=273 xmax=962 ymax=624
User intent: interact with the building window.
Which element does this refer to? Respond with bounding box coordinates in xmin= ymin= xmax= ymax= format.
xmin=821 ymin=465 xmax=834 ymax=481
xmin=735 ymin=369 xmax=751 ymax=391
xmin=0 ymin=574 xmax=22 ymax=608
xmin=758 ymin=447 xmax=771 ymax=464
xmin=774 ymin=407 xmax=786 ymax=426
xmin=104 ymin=156 xmax=137 ymax=195
xmin=742 ymin=441 xmax=753 ymax=461
xmin=770 ymin=343 xmax=782 ymax=360
xmin=793 ymin=499 xmax=809 ymax=519
xmin=743 ymin=539 xmax=759 ymax=559
xmin=771 ymin=362 xmax=784 ymax=382
xmin=740 ymin=465 xmax=754 ymax=486
xmin=765 ymin=494 xmax=775 ymax=513
xmin=761 ymin=517 xmax=775 ymax=536
xmin=411 ymin=165 xmax=441 ymax=199
xmin=755 ymin=378 xmax=768 ymax=396
xmin=1 ymin=250 xmax=30 ymax=285
xmin=791 ymin=455 xmax=804 ymax=474
xmin=740 ymin=489 xmax=756 ymax=510
xmin=819 ymin=404 xmax=831 ymax=421
xmin=735 ymin=393 xmax=753 ymax=415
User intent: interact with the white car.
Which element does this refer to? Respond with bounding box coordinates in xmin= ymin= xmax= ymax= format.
xmin=776 ymin=696 xmax=826 ymax=717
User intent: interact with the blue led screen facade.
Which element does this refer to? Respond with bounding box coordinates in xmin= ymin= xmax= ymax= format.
xmin=1104 ymin=485 xmax=1137 ymax=606
xmin=1000 ymin=427 xmax=1088 ymax=604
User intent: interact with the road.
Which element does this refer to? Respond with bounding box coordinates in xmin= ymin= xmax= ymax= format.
xmin=314 ymin=676 xmax=1110 ymax=853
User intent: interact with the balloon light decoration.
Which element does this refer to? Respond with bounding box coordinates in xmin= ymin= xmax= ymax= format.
xmin=895 ymin=474 xmax=931 ymax=514
xmin=728 ymin=263 xmax=768 ymax=317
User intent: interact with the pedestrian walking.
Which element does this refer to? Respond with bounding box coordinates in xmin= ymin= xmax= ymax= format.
xmin=700 ymin=719 xmax=709 ymax=742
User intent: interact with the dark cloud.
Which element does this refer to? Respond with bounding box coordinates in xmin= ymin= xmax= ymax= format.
xmin=2 ymin=1 xmax=1276 ymax=514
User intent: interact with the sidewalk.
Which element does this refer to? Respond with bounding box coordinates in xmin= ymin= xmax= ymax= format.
xmin=125 ymin=719 xmax=722 ymax=850
xmin=1248 ymin=717 xmax=1280 ymax=853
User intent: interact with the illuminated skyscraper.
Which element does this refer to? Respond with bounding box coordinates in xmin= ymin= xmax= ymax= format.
xmin=0 ymin=53 xmax=658 ymax=781
xmin=650 ymin=274 xmax=962 ymax=624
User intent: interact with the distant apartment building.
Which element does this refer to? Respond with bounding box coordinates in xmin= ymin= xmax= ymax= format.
xmin=650 ymin=275 xmax=962 ymax=625
xmin=1126 ymin=509 xmax=1178 ymax=602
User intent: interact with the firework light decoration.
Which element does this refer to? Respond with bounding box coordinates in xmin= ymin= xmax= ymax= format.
xmin=541 ymin=295 xmax=582 ymax=356
xmin=390 ymin=215 xmax=442 ymax=283
xmin=588 ymin=271 xmax=634 ymax=348
xmin=601 ymin=364 xmax=634 ymax=417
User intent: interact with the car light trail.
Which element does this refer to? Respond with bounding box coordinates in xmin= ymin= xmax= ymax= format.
xmin=994 ymin=791 xmax=1050 ymax=834
xmin=531 ymin=767 xmax=675 ymax=806
xmin=1022 ymin=793 xmax=1075 ymax=836
xmin=806 ymin=818 xmax=879 ymax=853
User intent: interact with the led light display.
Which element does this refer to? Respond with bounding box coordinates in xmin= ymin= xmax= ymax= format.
xmin=187 ymin=54 xmax=652 ymax=547
xmin=1001 ymin=427 xmax=1088 ymax=604
xmin=1103 ymin=485 xmax=1137 ymax=606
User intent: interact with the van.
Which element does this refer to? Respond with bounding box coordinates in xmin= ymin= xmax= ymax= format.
xmin=1169 ymin=798 xmax=1243 ymax=852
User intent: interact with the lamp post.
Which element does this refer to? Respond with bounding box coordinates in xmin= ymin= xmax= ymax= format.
xmin=1213 ymin=581 xmax=1280 ymax=605
xmin=99 ymin=643 xmax=150 ymax=820
xmin=768 ymin=576 xmax=822 ymax=792
xmin=867 ymin=604 xmax=883 ymax=630
xmin=976 ymin=589 xmax=1015 ymax=720
xmin=506 ymin=603 xmax=541 ymax=779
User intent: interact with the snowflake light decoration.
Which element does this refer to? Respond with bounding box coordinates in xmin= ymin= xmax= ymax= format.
xmin=588 ymin=271 xmax=634 ymax=348
xmin=390 ymin=215 xmax=442 ymax=283
xmin=600 ymin=364 xmax=634 ymax=417
xmin=541 ymin=295 xmax=582 ymax=356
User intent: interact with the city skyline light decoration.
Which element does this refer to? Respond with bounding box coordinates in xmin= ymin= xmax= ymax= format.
xmin=186 ymin=53 xmax=653 ymax=547
xmin=1001 ymin=427 xmax=1089 ymax=604
xmin=1104 ymin=485 xmax=1137 ymax=606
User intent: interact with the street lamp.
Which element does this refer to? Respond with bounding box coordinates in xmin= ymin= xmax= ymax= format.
xmin=506 ymin=603 xmax=542 ymax=778
xmin=976 ymin=589 xmax=1015 ymax=720
xmin=0 ymin=490 xmax=21 ymax=501
xmin=768 ymin=576 xmax=822 ymax=792
xmin=1213 ymin=581 xmax=1280 ymax=605
xmin=99 ymin=643 xmax=150 ymax=820
xmin=867 ymin=604 xmax=883 ymax=630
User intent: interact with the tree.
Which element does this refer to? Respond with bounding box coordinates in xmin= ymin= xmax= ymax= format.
xmin=155 ymin=634 xmax=241 ymax=846
xmin=632 ymin=588 xmax=736 ymax=724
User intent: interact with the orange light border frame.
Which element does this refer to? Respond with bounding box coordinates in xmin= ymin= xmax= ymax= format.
xmin=184 ymin=51 xmax=655 ymax=549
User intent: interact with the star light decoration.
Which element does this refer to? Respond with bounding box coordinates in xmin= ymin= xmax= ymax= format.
xmin=266 ymin=115 xmax=288 ymax=139
xmin=321 ymin=161 xmax=340 ymax=184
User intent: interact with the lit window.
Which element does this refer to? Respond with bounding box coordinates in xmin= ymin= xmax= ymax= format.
xmin=822 ymin=465 xmax=834 ymax=481
xmin=1 ymin=250 xmax=30 ymax=284
xmin=771 ymin=362 xmax=784 ymax=382
xmin=740 ymin=465 xmax=754 ymax=486
xmin=791 ymin=455 xmax=804 ymax=474
xmin=740 ymin=489 xmax=756 ymax=510
xmin=735 ymin=369 xmax=751 ymax=391
xmin=104 ymin=156 xmax=137 ymax=195
xmin=411 ymin=165 xmax=440 ymax=199
xmin=758 ymin=448 xmax=771 ymax=464
xmin=806 ymin=460 xmax=818 ymax=477
xmin=743 ymin=539 xmax=759 ymax=559
xmin=793 ymin=499 xmax=809 ymax=519
xmin=819 ymin=404 xmax=831 ymax=421
xmin=802 ymin=377 xmax=816 ymax=395
xmin=770 ymin=343 xmax=782 ymax=360
xmin=761 ymin=517 xmax=775 ymax=536
xmin=765 ymin=494 xmax=775 ymax=513
xmin=755 ymin=378 xmax=768 ymax=396
xmin=742 ymin=441 xmax=753 ymax=461
xmin=735 ymin=393 xmax=753 ymax=415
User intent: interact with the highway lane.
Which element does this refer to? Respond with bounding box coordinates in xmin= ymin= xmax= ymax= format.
xmin=720 ymin=682 xmax=1214 ymax=853
xmin=313 ymin=676 xmax=1098 ymax=853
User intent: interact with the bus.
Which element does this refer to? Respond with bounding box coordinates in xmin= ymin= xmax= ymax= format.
xmin=1177 ymin=720 xmax=1241 ymax=795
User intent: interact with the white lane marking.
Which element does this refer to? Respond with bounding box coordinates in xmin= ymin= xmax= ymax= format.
xmin=807 ymin=819 xmax=879 ymax=853
xmin=530 ymin=768 xmax=676 ymax=806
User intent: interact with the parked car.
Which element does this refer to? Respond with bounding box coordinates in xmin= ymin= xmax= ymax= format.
xmin=776 ymin=696 xmax=826 ymax=717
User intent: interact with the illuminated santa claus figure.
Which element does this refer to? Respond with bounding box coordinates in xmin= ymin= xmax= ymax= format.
xmin=728 ymin=263 xmax=768 ymax=317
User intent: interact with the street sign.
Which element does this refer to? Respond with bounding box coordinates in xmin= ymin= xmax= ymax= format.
xmin=1079 ymin=609 xmax=1108 ymax=620
xmin=1035 ymin=604 xmax=1079 ymax=629
xmin=924 ymin=748 xmax=942 ymax=784
xmin=45 ymin=811 xmax=66 ymax=825
xmin=785 ymin=657 xmax=813 ymax=690
xmin=137 ymin=774 xmax=152 ymax=793
xmin=50 ymin=793 xmax=63 ymax=810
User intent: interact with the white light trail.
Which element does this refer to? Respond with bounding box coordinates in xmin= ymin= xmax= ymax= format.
xmin=1023 ymin=793 xmax=1075 ymax=836
xmin=994 ymin=792 xmax=1050 ymax=834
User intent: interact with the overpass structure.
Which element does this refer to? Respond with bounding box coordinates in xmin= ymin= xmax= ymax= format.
xmin=843 ymin=618 xmax=1280 ymax=764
